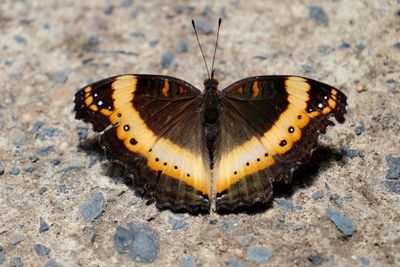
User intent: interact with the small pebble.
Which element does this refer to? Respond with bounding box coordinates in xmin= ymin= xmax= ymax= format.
xmin=209 ymin=219 xmax=217 ymax=224
xmin=273 ymin=198 xmax=294 ymax=211
xmin=302 ymin=64 xmax=315 ymax=73
xmin=197 ymin=19 xmax=213 ymax=34
xmin=356 ymin=43 xmax=365 ymax=51
xmin=148 ymin=39 xmax=159 ymax=47
xmin=11 ymin=257 xmax=22 ymax=267
xmin=384 ymin=180 xmax=400 ymax=195
xmin=339 ymin=41 xmax=351 ymax=49
xmin=39 ymin=128 xmax=60 ymax=141
xmin=104 ymin=5 xmax=114 ymax=15
xmin=39 ymin=217 xmax=49 ymax=233
xmin=385 ymin=154 xmax=400 ymax=180
xmin=14 ymin=35 xmax=27 ymax=44
xmin=235 ymin=235 xmax=252 ymax=247
xmin=53 ymin=68 xmax=72 ymax=84
xmin=122 ymin=0 xmax=134 ymax=7
xmin=11 ymin=129 xmax=26 ymax=146
xmin=219 ymin=220 xmax=239 ymax=231
xmin=225 ymin=258 xmax=243 ymax=267
xmin=88 ymin=158 xmax=97 ymax=168
xmin=328 ymin=255 xmax=335 ymax=265
xmin=39 ymin=186 xmax=48 ymax=195
xmin=50 ymin=158 xmax=61 ymax=166
xmin=23 ymin=166 xmax=34 ymax=173
xmin=325 ymin=208 xmax=356 ymax=236
xmin=130 ymin=32 xmax=144 ymax=38
xmin=246 ymin=246 xmax=272 ymax=264
xmin=58 ymin=160 xmax=85 ymax=172
xmin=0 ymin=162 xmax=5 ymax=175
xmin=308 ymin=253 xmax=324 ymax=265
xmin=312 ymin=191 xmax=324 ymax=200
xmin=392 ymin=42 xmax=400 ymax=50
xmin=355 ymin=121 xmax=365 ymax=135
xmin=0 ymin=245 xmax=5 ymax=264
xmin=167 ymin=217 xmax=188 ymax=230
xmin=29 ymin=155 xmax=39 ymax=163
xmin=180 ymin=255 xmax=193 ymax=267
xmin=36 ymin=146 xmax=55 ymax=156
xmin=79 ymin=192 xmax=105 ymax=223
xmin=340 ymin=146 xmax=362 ymax=159
xmin=9 ymin=235 xmax=26 ymax=246
xmin=176 ymin=40 xmax=188 ymax=53
xmin=308 ymin=5 xmax=329 ymax=24
xmin=317 ymin=44 xmax=332 ymax=55
xmin=44 ymin=259 xmax=60 ymax=267
xmin=202 ymin=5 xmax=212 ymax=16
xmin=329 ymin=193 xmax=344 ymax=208
xmin=361 ymin=257 xmax=370 ymax=266
xmin=34 ymin=244 xmax=51 ymax=256
xmin=58 ymin=184 xmax=69 ymax=194
xmin=9 ymin=167 xmax=20 ymax=176
xmin=114 ymin=222 xmax=160 ymax=263
xmin=76 ymin=127 xmax=88 ymax=140
xmin=161 ymin=52 xmax=175 ymax=69
xmin=254 ymin=55 xmax=268 ymax=60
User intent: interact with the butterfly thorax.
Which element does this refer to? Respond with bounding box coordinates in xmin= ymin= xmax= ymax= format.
xmin=202 ymin=78 xmax=221 ymax=168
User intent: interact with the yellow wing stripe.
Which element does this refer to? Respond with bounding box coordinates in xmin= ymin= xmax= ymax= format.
xmin=215 ymin=76 xmax=338 ymax=193
xmin=99 ymin=75 xmax=211 ymax=195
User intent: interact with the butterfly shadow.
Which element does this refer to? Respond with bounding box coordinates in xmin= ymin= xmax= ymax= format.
xmin=217 ymin=145 xmax=344 ymax=215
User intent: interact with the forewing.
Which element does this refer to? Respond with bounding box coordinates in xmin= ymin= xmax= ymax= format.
xmin=216 ymin=76 xmax=347 ymax=210
xmin=74 ymin=74 xmax=211 ymax=212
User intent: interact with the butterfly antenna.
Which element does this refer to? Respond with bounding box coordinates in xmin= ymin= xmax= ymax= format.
xmin=192 ymin=19 xmax=211 ymax=80
xmin=211 ymin=18 xmax=222 ymax=79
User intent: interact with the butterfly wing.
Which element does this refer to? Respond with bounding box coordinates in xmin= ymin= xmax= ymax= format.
xmin=74 ymin=75 xmax=211 ymax=212
xmin=216 ymin=76 xmax=347 ymax=210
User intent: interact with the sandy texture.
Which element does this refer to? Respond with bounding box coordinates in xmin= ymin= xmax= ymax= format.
xmin=0 ymin=0 xmax=399 ymax=266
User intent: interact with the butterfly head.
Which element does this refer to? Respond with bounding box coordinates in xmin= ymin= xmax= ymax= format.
xmin=204 ymin=77 xmax=219 ymax=91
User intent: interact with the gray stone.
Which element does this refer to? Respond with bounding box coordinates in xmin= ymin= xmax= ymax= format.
xmin=317 ymin=44 xmax=332 ymax=55
xmin=114 ymin=222 xmax=160 ymax=263
xmin=9 ymin=167 xmax=20 ymax=176
xmin=39 ymin=216 xmax=49 ymax=233
xmin=308 ymin=253 xmax=324 ymax=265
xmin=312 ymin=191 xmax=324 ymax=200
xmin=0 ymin=162 xmax=4 ymax=175
xmin=14 ymin=35 xmax=27 ymax=44
xmin=329 ymin=193 xmax=344 ymax=208
xmin=197 ymin=19 xmax=213 ymax=34
xmin=12 ymin=129 xmax=26 ymax=146
xmin=11 ymin=257 xmax=22 ymax=267
xmin=167 ymin=217 xmax=188 ymax=230
xmin=246 ymin=246 xmax=272 ymax=263
xmin=361 ymin=257 xmax=370 ymax=266
xmin=385 ymin=154 xmax=400 ymax=180
xmin=58 ymin=160 xmax=85 ymax=172
xmin=176 ymin=40 xmax=188 ymax=53
xmin=340 ymin=146 xmax=362 ymax=159
xmin=161 ymin=52 xmax=174 ymax=69
xmin=356 ymin=43 xmax=366 ymax=51
xmin=76 ymin=127 xmax=88 ymax=140
xmin=325 ymin=208 xmax=356 ymax=236
xmin=39 ymin=128 xmax=60 ymax=141
xmin=9 ymin=235 xmax=26 ymax=246
xmin=355 ymin=121 xmax=365 ymax=136
xmin=180 ymin=255 xmax=193 ymax=267
xmin=104 ymin=5 xmax=114 ymax=15
xmin=254 ymin=55 xmax=268 ymax=61
xmin=302 ymin=64 xmax=315 ymax=73
xmin=148 ymin=39 xmax=159 ymax=47
xmin=274 ymin=198 xmax=294 ymax=211
xmin=23 ymin=166 xmax=34 ymax=173
xmin=58 ymin=184 xmax=69 ymax=194
xmin=50 ymin=158 xmax=61 ymax=166
xmin=235 ymin=235 xmax=252 ymax=246
xmin=34 ymin=244 xmax=51 ymax=256
xmin=36 ymin=146 xmax=54 ymax=156
xmin=392 ymin=42 xmax=400 ymax=50
xmin=44 ymin=259 xmax=60 ymax=267
xmin=225 ymin=258 xmax=243 ymax=267
xmin=53 ymin=68 xmax=72 ymax=84
xmin=218 ymin=220 xmax=239 ymax=231
xmin=0 ymin=245 xmax=5 ymax=264
xmin=384 ymin=180 xmax=400 ymax=194
xmin=339 ymin=41 xmax=351 ymax=49
xmin=79 ymin=192 xmax=104 ymax=223
xmin=308 ymin=5 xmax=328 ymax=24
xmin=39 ymin=186 xmax=48 ymax=195
xmin=122 ymin=0 xmax=134 ymax=7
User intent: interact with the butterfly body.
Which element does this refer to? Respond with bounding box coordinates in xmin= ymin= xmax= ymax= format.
xmin=74 ymin=74 xmax=347 ymax=212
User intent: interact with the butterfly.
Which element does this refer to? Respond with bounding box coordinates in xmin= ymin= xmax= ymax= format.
xmin=74 ymin=19 xmax=347 ymax=212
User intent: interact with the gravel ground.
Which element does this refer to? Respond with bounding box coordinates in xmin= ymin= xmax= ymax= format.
xmin=0 ymin=0 xmax=399 ymax=266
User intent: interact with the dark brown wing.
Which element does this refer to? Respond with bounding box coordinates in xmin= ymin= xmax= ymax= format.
xmin=74 ymin=74 xmax=211 ymax=212
xmin=215 ymin=75 xmax=347 ymax=210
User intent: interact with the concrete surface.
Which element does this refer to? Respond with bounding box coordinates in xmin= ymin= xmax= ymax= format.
xmin=0 ymin=0 xmax=399 ymax=266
